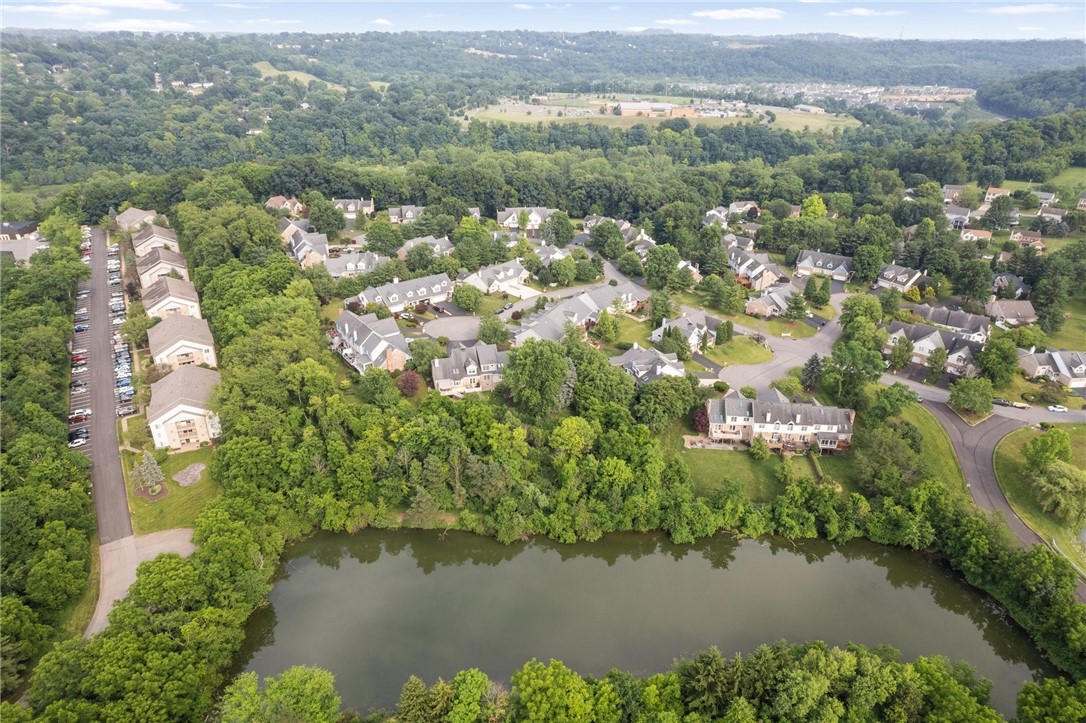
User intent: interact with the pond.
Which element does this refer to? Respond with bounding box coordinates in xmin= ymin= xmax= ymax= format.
xmin=233 ymin=530 xmax=1053 ymax=716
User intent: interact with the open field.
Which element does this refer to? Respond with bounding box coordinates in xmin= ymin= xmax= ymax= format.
xmin=1046 ymin=293 xmax=1086 ymax=352
xmin=254 ymin=61 xmax=346 ymax=93
xmin=702 ymin=335 xmax=774 ymax=366
xmin=994 ymin=423 xmax=1086 ymax=575
xmin=368 ymin=81 xmax=389 ymax=92
xmin=1004 ymin=166 xmax=1086 ymax=195
xmin=124 ymin=447 xmax=221 ymax=534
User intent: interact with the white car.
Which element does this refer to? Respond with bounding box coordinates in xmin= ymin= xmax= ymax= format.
xmin=68 ymin=438 xmax=88 ymax=449
xmin=71 ymin=365 xmax=89 ymax=374
xmin=111 ymin=317 xmax=125 ymax=326
xmin=72 ymin=348 xmax=88 ymax=355
xmin=1047 ymin=405 xmax=1068 ymax=413
xmin=71 ymin=408 xmax=93 ymax=417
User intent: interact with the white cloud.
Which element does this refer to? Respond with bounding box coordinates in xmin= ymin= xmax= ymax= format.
xmin=608 ymin=4 xmax=623 ymax=9
xmin=828 ymin=7 xmax=905 ymax=16
xmin=370 ymin=18 xmax=392 ymax=25
xmin=73 ymin=0 xmax=183 ymax=9
xmin=1017 ymin=25 xmax=1044 ymax=29
xmin=974 ymin=3 xmax=1072 ymax=14
xmin=511 ymin=3 xmax=534 ymax=9
xmin=799 ymin=0 xmax=839 ymax=3
xmin=544 ymin=3 xmax=571 ymax=9
xmin=625 ymin=25 xmax=647 ymax=31
xmin=214 ymin=2 xmax=259 ymax=8
xmin=6 ymin=3 xmax=109 ymax=16
xmin=692 ymin=8 xmax=785 ymax=20
xmin=656 ymin=18 xmax=696 ymax=26
xmin=244 ymin=17 xmax=302 ymax=24
xmin=87 ymin=17 xmax=194 ymax=30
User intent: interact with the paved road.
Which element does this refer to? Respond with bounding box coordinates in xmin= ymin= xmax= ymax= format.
xmin=84 ymin=227 xmax=133 ymax=545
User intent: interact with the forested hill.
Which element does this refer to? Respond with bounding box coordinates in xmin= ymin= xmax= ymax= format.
xmin=976 ymin=66 xmax=1086 ymax=119
xmin=3 ymin=30 xmax=1084 ymax=90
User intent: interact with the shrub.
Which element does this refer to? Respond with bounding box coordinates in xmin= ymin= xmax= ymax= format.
xmin=511 ymin=310 xmax=522 ymax=320
xmin=615 ymin=341 xmax=633 ymax=351
xmin=713 ymin=381 xmax=730 ymax=394
xmin=692 ymin=405 xmax=709 ymax=434
xmin=608 ymin=278 xmax=618 ymax=286
xmin=397 ymin=370 xmax=421 ymax=397
xmin=740 ymin=386 xmax=757 ymax=399
xmin=750 ymin=436 xmax=771 ymax=460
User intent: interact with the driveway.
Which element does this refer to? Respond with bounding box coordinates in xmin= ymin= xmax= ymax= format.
xmin=82 ymin=227 xmax=133 ymax=545
xmin=86 ymin=528 xmax=195 ymax=635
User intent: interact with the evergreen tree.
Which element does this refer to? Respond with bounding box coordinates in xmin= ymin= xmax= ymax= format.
xmin=398 ymin=675 xmax=431 ymax=723
xmin=784 ymin=293 xmax=806 ymax=320
xmin=801 ymin=354 xmax=823 ymax=390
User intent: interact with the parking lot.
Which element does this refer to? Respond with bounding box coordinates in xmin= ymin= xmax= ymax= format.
xmin=67 ymin=226 xmax=134 ymax=545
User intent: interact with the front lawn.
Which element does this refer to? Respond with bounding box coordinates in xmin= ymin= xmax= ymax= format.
xmin=598 ymin=315 xmax=655 ymax=357
xmin=674 ymin=291 xmax=816 ymax=338
xmin=994 ymin=423 xmax=1086 ymax=576
xmin=124 ymin=447 xmax=222 ymax=534
xmin=702 ymin=336 xmax=774 ymax=366
xmin=658 ymin=420 xmax=787 ymax=502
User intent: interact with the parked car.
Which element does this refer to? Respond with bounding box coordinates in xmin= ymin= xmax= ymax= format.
xmin=71 ymin=354 xmax=88 ymax=363
xmin=992 ymin=398 xmax=1012 ymax=407
xmin=71 ymin=407 xmax=92 ymax=417
xmin=118 ymin=392 xmax=135 ymax=402
xmin=72 ymin=347 xmax=88 ymax=355
xmin=1011 ymin=402 xmax=1030 ymax=410
xmin=115 ymin=377 xmax=132 ymax=387
xmin=74 ymin=324 xmax=89 ymax=332
xmin=494 ymin=307 xmax=503 ymax=314
xmin=68 ymin=438 xmax=88 ymax=449
xmin=68 ymin=414 xmax=87 ymax=424
xmin=116 ymin=405 xmax=137 ymax=417
xmin=70 ymin=380 xmax=87 ymax=389
xmin=68 ymin=428 xmax=89 ymax=441
xmin=71 ymin=365 xmax=89 ymax=374
xmin=108 ymin=277 xmax=121 ymax=286
xmin=112 ymin=317 xmax=125 ymax=326
xmin=1047 ymin=405 xmax=1068 ymax=413
xmin=504 ymin=302 xmax=514 ymax=310
xmin=75 ymin=314 xmax=90 ymax=323
xmin=77 ymin=291 xmax=90 ymax=299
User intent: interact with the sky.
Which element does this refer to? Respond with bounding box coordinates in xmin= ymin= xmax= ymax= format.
xmin=2 ymin=0 xmax=1085 ymax=40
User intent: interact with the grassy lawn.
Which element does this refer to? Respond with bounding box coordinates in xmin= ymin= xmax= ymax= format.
xmin=658 ymin=420 xmax=787 ymax=502
xmin=994 ymin=424 xmax=1086 ymax=575
xmin=598 ymin=315 xmax=655 ymax=357
xmin=1005 ymin=166 xmax=1086 ymax=192
xmin=702 ymin=336 xmax=774 ymax=366
xmin=1046 ymin=293 xmax=1086 ymax=352
xmin=321 ymin=298 xmax=344 ymax=323
xmin=998 ymin=372 xmax=1086 ymax=410
xmin=675 ymin=291 xmax=816 ymax=339
xmin=124 ymin=447 xmax=222 ymax=534
xmin=478 ymin=293 xmax=519 ymax=317
xmin=810 ymin=303 xmax=837 ymax=321
xmin=253 ymin=61 xmax=346 ymax=93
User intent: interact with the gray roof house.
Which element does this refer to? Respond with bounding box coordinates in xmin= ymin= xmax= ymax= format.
xmin=496 ymin=207 xmax=558 ymax=236
xmin=884 ymin=320 xmax=983 ymax=376
xmin=794 ymin=250 xmax=853 ymax=281
xmin=745 ymin=279 xmax=804 ymax=318
xmin=535 ymin=243 xmax=570 ymax=267
xmin=131 ymin=224 xmax=179 ymax=257
xmin=722 ymin=234 xmax=755 ymax=252
xmin=142 ymin=277 xmax=201 ymax=318
xmin=333 ymin=310 xmax=411 ymax=373
xmin=992 ymin=272 xmax=1031 ymax=299
xmin=512 ymin=281 xmax=649 ymax=345
xmin=147 ymin=366 xmax=221 ymax=450
xmin=136 ymin=247 xmax=189 ymax=287
xmin=432 ymin=341 xmax=507 ymax=396
xmin=458 ymin=259 xmax=530 ymax=295
xmin=986 ymin=299 xmax=1037 ymax=326
xmin=650 ymin=312 xmax=720 ymax=353
xmin=324 ymin=250 xmax=390 ymax=278
xmin=397 ymin=235 xmax=454 ymax=260
xmin=944 ymin=205 xmax=972 ymax=230
xmin=876 ymin=263 xmax=925 ymax=292
xmin=703 ymin=206 xmax=729 ymax=227
xmin=331 ymin=198 xmax=375 ymax=220
xmin=350 ymin=272 xmax=452 ymax=313
xmin=609 ymin=343 xmax=685 ymax=384
xmin=115 ymin=207 xmax=157 ymax=231
xmin=1034 ymin=191 xmax=1057 ymax=208
xmin=705 ymin=397 xmax=854 ymax=452
xmin=728 ymin=248 xmax=781 ymax=291
xmin=388 ymin=205 xmax=426 ymax=224
xmin=147 ymin=315 xmax=217 ymax=370
xmin=910 ymin=303 xmax=990 ymax=342
xmin=1018 ymin=349 xmax=1086 ymax=388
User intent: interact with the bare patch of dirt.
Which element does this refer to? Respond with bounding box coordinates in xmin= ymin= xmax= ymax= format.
xmin=172 ymin=463 xmax=206 ymax=487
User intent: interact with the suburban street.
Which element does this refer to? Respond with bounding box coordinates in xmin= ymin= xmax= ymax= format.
xmin=83 ymin=227 xmax=133 ymax=545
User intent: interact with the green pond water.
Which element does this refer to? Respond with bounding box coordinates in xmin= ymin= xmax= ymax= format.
xmin=234 ymin=529 xmax=1054 ymax=716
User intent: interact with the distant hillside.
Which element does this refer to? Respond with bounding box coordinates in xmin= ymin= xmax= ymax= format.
xmin=976 ymin=67 xmax=1086 ymax=119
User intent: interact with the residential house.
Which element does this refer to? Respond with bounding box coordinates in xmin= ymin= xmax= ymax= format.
xmin=702 ymin=207 xmax=730 ymax=227
xmin=496 ymin=207 xmax=558 ymax=237
xmin=745 ymin=280 xmax=804 ymax=318
xmin=136 ymin=247 xmax=189 ymax=288
xmin=728 ymin=201 xmax=760 ymax=218
xmin=432 ymin=341 xmax=507 ymax=396
xmin=147 ymin=315 xmax=217 ymax=370
xmin=388 ymin=205 xmax=426 ymax=224
xmin=142 ymin=277 xmax=202 ymax=319
xmin=397 ymin=234 xmax=454 ymax=260
xmin=794 ymin=249 xmax=853 ymax=281
xmin=992 ymin=272 xmax=1031 ymax=299
xmin=742 ymin=222 xmax=762 ymax=237
xmin=1038 ymin=207 xmax=1068 ymax=223
xmin=468 ymin=207 xmax=482 ymax=220
xmin=705 ymin=398 xmax=854 ymax=453
xmin=876 ymin=263 xmax=924 ymax=293
xmin=350 ymin=273 xmax=451 ymax=314
xmin=332 ymin=309 xmax=411 ymax=374
xmin=331 ymin=198 xmax=374 ymax=220
xmin=944 ymin=205 xmax=971 ymax=230
xmin=512 ymin=281 xmax=649 ymax=345
xmin=535 ymin=243 xmax=570 ymax=267
xmin=728 ymin=248 xmax=781 ymax=292
xmin=1010 ymin=230 xmax=1046 ymax=252
xmin=584 ymin=216 xmax=653 ymax=246
xmin=0 ymin=234 xmax=47 ymax=263
xmin=286 ymin=228 xmax=331 ymax=268
xmin=910 ymin=303 xmax=990 ymax=343
xmin=959 ymin=229 xmax=992 ymax=243
xmin=941 ymin=185 xmax=965 ymax=204
xmin=986 ymin=299 xmax=1038 ymax=325
xmin=722 ymin=234 xmax=756 ymax=253
xmin=114 ymin=207 xmax=157 ymax=231
xmin=677 ymin=259 xmax=703 ymax=284
xmin=632 ymin=237 xmax=657 ymax=261
xmin=458 ymin=259 xmax=531 ymax=296
xmin=884 ymin=321 xmax=983 ymax=376
xmin=265 ymin=196 xmax=305 ymax=217
xmin=131 ymin=225 xmax=180 ymax=258
xmin=985 ymin=187 xmax=1012 ymax=203
xmin=1034 ymin=191 xmax=1057 ymax=208
xmin=147 ymin=366 xmax=221 ymax=450
xmin=279 ymin=217 xmax=311 ymax=244
xmin=1018 ymin=349 xmax=1086 ymax=389
xmin=324 ymin=250 xmax=390 ymax=278
xmin=609 ymin=344 xmax=685 ymax=384
xmin=650 ymin=312 xmax=720 ymax=353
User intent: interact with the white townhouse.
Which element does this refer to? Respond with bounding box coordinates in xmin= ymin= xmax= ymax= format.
xmin=350 ymin=273 xmax=451 ymax=314
xmin=148 ymin=366 xmax=221 ymax=450
xmin=705 ymin=398 xmax=854 ymax=453
xmin=432 ymin=342 xmax=507 ymax=396
xmin=147 ymin=315 xmax=217 ymax=370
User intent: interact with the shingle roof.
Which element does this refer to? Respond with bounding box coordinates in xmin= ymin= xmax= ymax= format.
xmin=496 ymin=207 xmax=557 ymax=225
xmin=115 ymin=207 xmax=156 ymax=229
xmin=136 ymin=247 xmax=187 ymax=274
xmin=147 ymin=315 xmax=213 ymax=357
xmin=707 ymin=397 xmax=853 ymax=430
xmin=400 ymin=235 xmax=453 ymax=256
xmin=355 ymin=273 xmax=451 ymax=308
xmin=910 ymin=304 xmax=989 ymax=335
xmin=132 ymin=224 xmax=177 ymax=247
xmin=796 ymin=250 xmax=853 ymax=273
xmin=334 ymin=310 xmax=411 ymax=367
xmin=609 ymin=344 xmax=684 ymax=384
xmin=513 ymin=281 xmax=649 ymax=343
xmin=432 ymin=341 xmax=507 ymax=384
xmin=986 ymin=299 xmax=1037 ymax=321
xmin=324 ymin=250 xmax=389 ymax=278
xmin=886 ymin=320 xmax=983 ymax=359
xmin=142 ymin=277 xmax=199 ymax=308
xmin=147 ymin=366 xmax=219 ymax=422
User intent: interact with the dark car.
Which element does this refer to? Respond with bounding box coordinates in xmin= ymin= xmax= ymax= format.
xmin=68 ymin=429 xmax=89 ymax=441
xmin=74 ymin=324 xmax=89 ymax=332
xmin=992 ymin=398 xmax=1013 ymax=407
xmin=116 ymin=377 xmax=132 ymax=388
xmin=118 ymin=392 xmax=135 ymax=402
xmin=494 ymin=307 xmax=503 ymax=314
xmin=503 ymin=302 xmax=514 ymax=310
xmin=68 ymin=414 xmax=88 ymax=424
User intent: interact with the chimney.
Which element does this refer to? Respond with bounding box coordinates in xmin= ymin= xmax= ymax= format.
xmin=765 ymin=412 xmax=771 ymax=422
xmin=1029 ymin=346 xmax=1036 ymax=354
xmin=392 ymin=277 xmax=400 ymax=284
